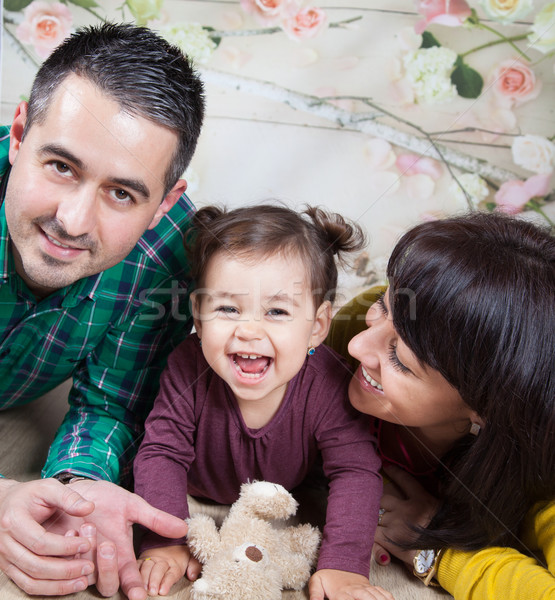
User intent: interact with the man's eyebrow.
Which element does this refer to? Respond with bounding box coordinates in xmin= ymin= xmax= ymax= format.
xmin=39 ymin=144 xmax=84 ymax=169
xmin=110 ymin=176 xmax=150 ymax=201
xmin=39 ymin=143 xmax=151 ymax=200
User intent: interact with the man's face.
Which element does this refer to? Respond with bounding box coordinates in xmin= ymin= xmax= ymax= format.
xmin=5 ymin=74 xmax=186 ymax=298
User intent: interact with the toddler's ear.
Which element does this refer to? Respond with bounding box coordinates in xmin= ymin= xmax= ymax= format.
xmin=191 ymin=291 xmax=203 ymax=337
xmin=311 ymin=301 xmax=332 ymax=348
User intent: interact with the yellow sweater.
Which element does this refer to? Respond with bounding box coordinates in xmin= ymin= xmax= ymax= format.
xmin=327 ymin=289 xmax=555 ymax=600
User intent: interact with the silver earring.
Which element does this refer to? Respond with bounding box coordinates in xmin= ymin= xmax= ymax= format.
xmin=469 ymin=422 xmax=481 ymax=436
xmin=307 ymin=346 xmax=316 ymax=356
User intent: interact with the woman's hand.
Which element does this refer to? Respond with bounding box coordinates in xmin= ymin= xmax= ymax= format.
xmin=374 ymin=466 xmax=440 ymax=567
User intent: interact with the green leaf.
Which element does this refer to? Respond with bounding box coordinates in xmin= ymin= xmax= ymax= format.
xmin=420 ymin=31 xmax=441 ymax=49
xmin=203 ymin=27 xmax=221 ymax=48
xmin=67 ymin=0 xmax=100 ymax=8
xmin=451 ymin=59 xmax=483 ymax=98
xmin=4 ymin=0 xmax=34 ymax=11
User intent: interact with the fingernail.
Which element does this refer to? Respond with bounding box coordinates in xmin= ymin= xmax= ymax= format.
xmin=77 ymin=543 xmax=89 ymax=554
xmin=82 ymin=524 xmax=95 ymax=537
xmin=81 ymin=564 xmax=94 ymax=576
xmin=100 ymin=544 xmax=115 ymax=559
xmin=380 ymin=554 xmax=390 ymax=564
xmin=73 ymin=579 xmax=87 ymax=592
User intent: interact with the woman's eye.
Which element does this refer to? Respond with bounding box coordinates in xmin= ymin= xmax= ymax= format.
xmin=267 ymin=308 xmax=289 ymax=317
xmin=376 ymin=293 xmax=388 ymax=315
xmin=388 ymin=343 xmax=410 ymax=374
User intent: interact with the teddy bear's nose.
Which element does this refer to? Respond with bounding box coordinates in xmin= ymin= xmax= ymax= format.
xmin=245 ymin=545 xmax=263 ymax=562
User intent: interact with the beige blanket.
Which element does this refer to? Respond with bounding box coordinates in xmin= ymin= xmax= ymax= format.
xmin=0 ymin=382 xmax=452 ymax=600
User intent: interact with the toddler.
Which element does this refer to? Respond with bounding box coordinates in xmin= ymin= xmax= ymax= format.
xmin=134 ymin=204 xmax=389 ymax=600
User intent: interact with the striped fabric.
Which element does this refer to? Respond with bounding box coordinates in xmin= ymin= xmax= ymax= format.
xmin=0 ymin=125 xmax=194 ymax=482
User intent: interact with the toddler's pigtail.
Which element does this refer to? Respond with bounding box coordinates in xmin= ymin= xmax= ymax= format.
xmin=304 ymin=206 xmax=366 ymax=266
xmin=186 ymin=205 xmax=227 ymax=283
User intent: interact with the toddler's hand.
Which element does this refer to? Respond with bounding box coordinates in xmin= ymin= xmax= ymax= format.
xmin=138 ymin=544 xmax=201 ymax=596
xmin=309 ymin=569 xmax=394 ymax=600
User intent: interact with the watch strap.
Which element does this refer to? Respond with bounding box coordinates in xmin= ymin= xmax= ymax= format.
xmin=53 ymin=472 xmax=92 ymax=485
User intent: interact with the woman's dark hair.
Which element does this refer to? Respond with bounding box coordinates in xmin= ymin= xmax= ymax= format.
xmin=189 ymin=203 xmax=366 ymax=308
xmin=24 ymin=22 xmax=205 ymax=194
xmin=388 ymin=211 xmax=555 ymax=550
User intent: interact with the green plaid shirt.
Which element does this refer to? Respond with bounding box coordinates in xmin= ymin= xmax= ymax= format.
xmin=0 ymin=126 xmax=194 ymax=482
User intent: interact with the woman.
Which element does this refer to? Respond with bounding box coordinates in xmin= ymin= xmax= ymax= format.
xmin=327 ymin=212 xmax=555 ymax=599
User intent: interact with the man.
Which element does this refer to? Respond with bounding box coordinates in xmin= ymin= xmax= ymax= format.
xmin=0 ymin=22 xmax=205 ymax=599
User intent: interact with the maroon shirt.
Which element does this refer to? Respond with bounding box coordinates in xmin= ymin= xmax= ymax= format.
xmin=134 ymin=334 xmax=382 ymax=576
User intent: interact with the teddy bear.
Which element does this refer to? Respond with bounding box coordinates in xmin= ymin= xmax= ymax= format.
xmin=186 ymin=481 xmax=321 ymax=600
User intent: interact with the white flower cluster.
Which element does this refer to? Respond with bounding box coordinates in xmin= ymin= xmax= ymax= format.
xmin=403 ymin=46 xmax=457 ymax=104
xmin=449 ymin=173 xmax=490 ymax=207
xmin=161 ymin=23 xmax=216 ymax=64
xmin=512 ymin=135 xmax=555 ymax=174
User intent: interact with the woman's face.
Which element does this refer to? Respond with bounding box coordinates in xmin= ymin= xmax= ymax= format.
xmin=348 ymin=290 xmax=476 ymax=434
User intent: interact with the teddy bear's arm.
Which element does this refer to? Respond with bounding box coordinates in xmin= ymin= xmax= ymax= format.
xmin=275 ymin=524 xmax=321 ymax=590
xmin=186 ymin=514 xmax=222 ymax=563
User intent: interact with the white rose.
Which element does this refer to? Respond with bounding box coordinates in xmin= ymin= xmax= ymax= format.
xmin=449 ymin=174 xmax=490 ymax=207
xmin=512 ymin=135 xmax=555 ymax=174
xmin=528 ymin=2 xmax=555 ymax=54
xmin=479 ymin=0 xmax=533 ymax=24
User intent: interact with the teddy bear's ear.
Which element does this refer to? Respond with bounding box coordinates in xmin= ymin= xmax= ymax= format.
xmin=186 ymin=514 xmax=222 ymax=562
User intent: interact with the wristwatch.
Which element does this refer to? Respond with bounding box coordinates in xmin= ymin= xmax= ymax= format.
xmin=53 ymin=472 xmax=92 ymax=485
xmin=413 ymin=548 xmax=443 ymax=586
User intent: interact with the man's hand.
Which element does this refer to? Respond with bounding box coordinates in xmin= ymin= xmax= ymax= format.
xmin=309 ymin=569 xmax=394 ymax=600
xmin=0 ymin=477 xmax=96 ymax=596
xmin=48 ymin=479 xmax=189 ymax=600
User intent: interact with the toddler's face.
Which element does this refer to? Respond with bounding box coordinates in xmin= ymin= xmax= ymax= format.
xmin=194 ymin=251 xmax=330 ymax=410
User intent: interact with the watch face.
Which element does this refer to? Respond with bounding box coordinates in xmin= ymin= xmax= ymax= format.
xmin=415 ymin=549 xmax=435 ymax=574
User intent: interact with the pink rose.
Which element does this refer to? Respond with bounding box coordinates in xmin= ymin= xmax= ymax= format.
xmin=494 ymin=173 xmax=551 ymax=214
xmin=16 ymin=1 xmax=73 ymax=59
xmin=282 ymin=6 xmax=328 ymax=40
xmin=395 ymin=153 xmax=443 ymax=180
xmin=240 ymin=0 xmax=296 ymax=25
xmin=489 ymin=59 xmax=542 ymax=107
xmin=414 ymin=0 xmax=472 ymax=35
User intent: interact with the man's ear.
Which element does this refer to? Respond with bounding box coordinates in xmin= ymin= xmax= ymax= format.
xmin=310 ymin=301 xmax=332 ymax=349
xmin=9 ymin=102 xmax=28 ymax=164
xmin=148 ymin=178 xmax=188 ymax=230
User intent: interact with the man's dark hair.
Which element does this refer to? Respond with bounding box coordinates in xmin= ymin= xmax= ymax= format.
xmin=24 ymin=22 xmax=205 ymax=194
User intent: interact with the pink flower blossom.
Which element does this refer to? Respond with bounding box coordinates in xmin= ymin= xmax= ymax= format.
xmin=240 ymin=0 xmax=295 ymax=25
xmin=16 ymin=1 xmax=72 ymax=59
xmin=414 ymin=0 xmax=472 ymax=35
xmin=489 ymin=59 xmax=542 ymax=107
xmin=395 ymin=153 xmax=443 ymax=179
xmin=494 ymin=173 xmax=551 ymax=214
xmin=282 ymin=6 xmax=328 ymax=40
